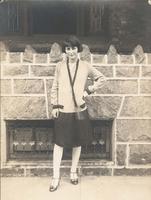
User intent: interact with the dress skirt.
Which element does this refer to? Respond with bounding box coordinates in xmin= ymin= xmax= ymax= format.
xmin=53 ymin=109 xmax=93 ymax=147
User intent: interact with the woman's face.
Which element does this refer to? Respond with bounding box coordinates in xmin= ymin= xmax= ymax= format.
xmin=65 ymin=46 xmax=78 ymax=62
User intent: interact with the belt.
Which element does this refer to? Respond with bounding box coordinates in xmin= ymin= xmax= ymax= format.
xmin=53 ymin=103 xmax=86 ymax=109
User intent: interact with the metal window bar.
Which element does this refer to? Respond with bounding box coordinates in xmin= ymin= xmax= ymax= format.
xmin=7 ymin=120 xmax=112 ymax=161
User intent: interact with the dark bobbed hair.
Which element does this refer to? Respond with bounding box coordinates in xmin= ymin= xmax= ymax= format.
xmin=62 ymin=35 xmax=83 ymax=53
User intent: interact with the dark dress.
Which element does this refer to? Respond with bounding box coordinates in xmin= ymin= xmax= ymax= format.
xmin=53 ymin=109 xmax=93 ymax=147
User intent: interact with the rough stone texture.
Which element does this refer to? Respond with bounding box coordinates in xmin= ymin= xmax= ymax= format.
xmin=35 ymin=53 xmax=47 ymax=63
xmin=49 ymin=43 xmax=62 ymax=63
xmin=85 ymin=96 xmax=122 ymax=119
xmin=46 ymin=79 xmax=53 ymax=96
xmin=0 ymin=167 xmax=24 ymax=177
xmin=92 ymin=54 xmax=106 ymax=64
xmin=120 ymin=97 xmax=151 ymax=117
xmin=47 ymin=95 xmax=53 ymax=119
xmin=116 ymin=66 xmax=139 ymax=77
xmin=3 ymin=65 xmax=28 ymax=76
xmin=98 ymin=80 xmax=137 ymax=94
xmin=0 ymin=52 xmax=7 ymax=62
xmin=147 ymin=53 xmax=151 ymax=64
xmin=117 ymin=119 xmax=151 ymax=142
xmin=1 ymin=96 xmax=47 ymax=119
xmin=129 ymin=144 xmax=151 ymax=165
xmin=0 ymin=41 xmax=9 ymax=52
xmin=140 ymin=80 xmax=151 ymax=94
xmin=14 ymin=79 xmax=45 ymax=94
xmin=31 ymin=65 xmax=55 ymax=77
xmin=133 ymin=45 xmax=145 ymax=64
xmin=26 ymin=168 xmax=52 ymax=177
xmin=94 ymin=65 xmax=113 ymax=77
xmin=1 ymin=79 xmax=12 ymax=94
xmin=9 ymin=52 xmax=21 ymax=63
xmin=119 ymin=55 xmax=134 ymax=64
xmin=23 ymin=45 xmax=36 ymax=63
xmin=114 ymin=168 xmax=151 ymax=176
xmin=107 ymin=45 xmax=118 ymax=64
xmin=116 ymin=144 xmax=127 ymax=166
xmin=142 ymin=66 xmax=151 ymax=77
xmin=80 ymin=44 xmax=91 ymax=62
xmin=81 ymin=168 xmax=112 ymax=176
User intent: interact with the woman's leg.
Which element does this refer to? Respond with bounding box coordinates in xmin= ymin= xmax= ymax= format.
xmin=71 ymin=146 xmax=81 ymax=173
xmin=53 ymin=144 xmax=63 ymax=178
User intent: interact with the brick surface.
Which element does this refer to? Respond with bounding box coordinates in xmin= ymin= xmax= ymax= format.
xmin=35 ymin=54 xmax=47 ymax=63
xmin=14 ymin=79 xmax=45 ymax=94
xmin=9 ymin=52 xmax=21 ymax=63
xmin=1 ymin=96 xmax=47 ymax=119
xmin=0 ymin=167 xmax=24 ymax=177
xmin=3 ymin=65 xmax=28 ymax=76
xmin=80 ymin=44 xmax=91 ymax=62
xmin=1 ymin=79 xmax=12 ymax=94
xmin=119 ymin=55 xmax=134 ymax=64
xmin=129 ymin=144 xmax=151 ymax=165
xmin=85 ymin=96 xmax=122 ymax=119
xmin=142 ymin=66 xmax=151 ymax=77
xmin=81 ymin=168 xmax=112 ymax=176
xmin=120 ymin=96 xmax=151 ymax=117
xmin=116 ymin=144 xmax=127 ymax=166
xmin=46 ymin=79 xmax=53 ymax=96
xmin=107 ymin=45 xmax=118 ymax=64
xmin=23 ymin=52 xmax=33 ymax=63
xmin=0 ymin=52 xmax=7 ymax=62
xmin=140 ymin=80 xmax=151 ymax=94
xmin=114 ymin=168 xmax=151 ymax=176
xmin=31 ymin=65 xmax=55 ymax=76
xmin=26 ymin=168 xmax=52 ymax=177
xmin=94 ymin=65 xmax=113 ymax=77
xmin=116 ymin=66 xmax=139 ymax=77
xmin=98 ymin=80 xmax=137 ymax=94
xmin=117 ymin=119 xmax=151 ymax=142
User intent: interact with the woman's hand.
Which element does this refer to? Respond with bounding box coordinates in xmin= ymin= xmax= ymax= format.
xmin=52 ymin=109 xmax=59 ymax=118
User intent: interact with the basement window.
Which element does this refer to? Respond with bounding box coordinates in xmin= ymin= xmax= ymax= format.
xmin=6 ymin=120 xmax=112 ymax=161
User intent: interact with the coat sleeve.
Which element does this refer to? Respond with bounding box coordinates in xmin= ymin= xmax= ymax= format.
xmin=51 ymin=63 xmax=60 ymax=109
xmin=86 ymin=64 xmax=106 ymax=94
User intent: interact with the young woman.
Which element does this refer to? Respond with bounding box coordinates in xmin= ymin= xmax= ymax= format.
xmin=49 ymin=36 xmax=106 ymax=192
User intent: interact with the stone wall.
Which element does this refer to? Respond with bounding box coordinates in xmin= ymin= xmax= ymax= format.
xmin=1 ymin=42 xmax=151 ymax=176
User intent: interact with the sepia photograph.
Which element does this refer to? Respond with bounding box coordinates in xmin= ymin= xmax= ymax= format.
xmin=0 ymin=0 xmax=151 ymax=200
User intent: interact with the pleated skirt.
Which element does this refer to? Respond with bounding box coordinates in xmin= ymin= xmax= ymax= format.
xmin=53 ymin=109 xmax=93 ymax=147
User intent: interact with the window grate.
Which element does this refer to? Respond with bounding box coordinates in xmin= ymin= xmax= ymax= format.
xmin=6 ymin=120 xmax=112 ymax=161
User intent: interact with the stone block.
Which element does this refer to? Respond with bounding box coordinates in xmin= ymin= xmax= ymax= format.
xmin=49 ymin=43 xmax=62 ymax=63
xmin=23 ymin=45 xmax=36 ymax=63
xmin=3 ymin=65 xmax=28 ymax=76
xmin=140 ymin=80 xmax=151 ymax=94
xmin=120 ymin=97 xmax=151 ymax=117
xmin=147 ymin=53 xmax=151 ymax=64
xmin=9 ymin=52 xmax=21 ymax=63
xmin=133 ymin=45 xmax=146 ymax=64
xmin=26 ymin=168 xmax=52 ymax=177
xmin=92 ymin=54 xmax=106 ymax=64
xmin=80 ymin=44 xmax=91 ymax=62
xmin=31 ymin=65 xmax=55 ymax=77
xmin=85 ymin=96 xmax=122 ymax=119
xmin=46 ymin=79 xmax=53 ymax=96
xmin=94 ymin=65 xmax=113 ymax=77
xmin=35 ymin=53 xmax=47 ymax=63
xmin=98 ymin=80 xmax=137 ymax=94
xmin=142 ymin=66 xmax=151 ymax=77
xmin=116 ymin=144 xmax=127 ymax=166
xmin=1 ymin=79 xmax=12 ymax=94
xmin=47 ymin=95 xmax=53 ymax=119
xmin=116 ymin=66 xmax=139 ymax=77
xmin=14 ymin=79 xmax=44 ymax=94
xmin=107 ymin=45 xmax=118 ymax=64
xmin=119 ymin=55 xmax=134 ymax=64
xmin=0 ymin=52 xmax=7 ymax=62
xmin=114 ymin=168 xmax=151 ymax=176
xmin=117 ymin=119 xmax=151 ymax=142
xmin=81 ymin=167 xmax=112 ymax=176
xmin=129 ymin=144 xmax=151 ymax=165
xmin=1 ymin=96 xmax=47 ymax=119
xmin=0 ymin=167 xmax=24 ymax=177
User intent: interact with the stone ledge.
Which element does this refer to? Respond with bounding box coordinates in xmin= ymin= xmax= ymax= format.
xmin=114 ymin=168 xmax=151 ymax=176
